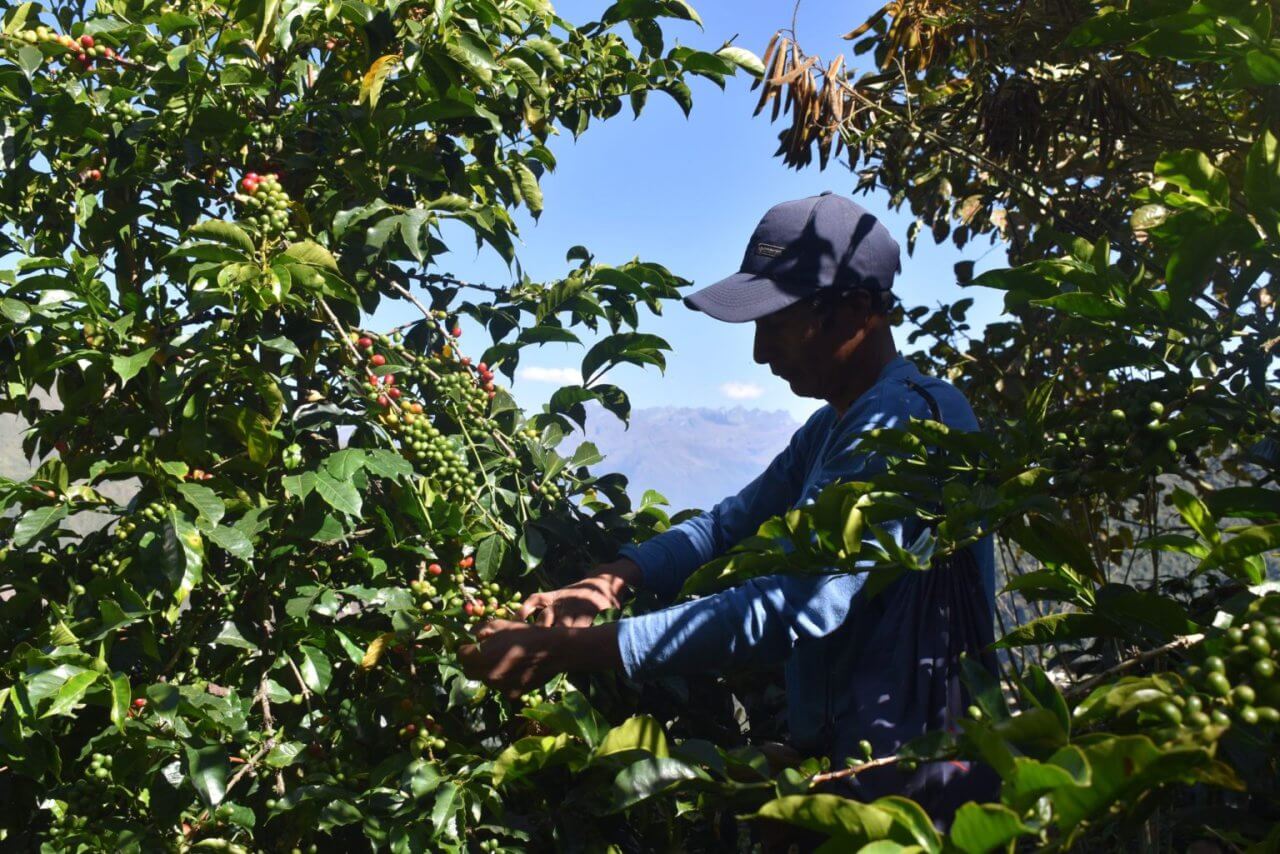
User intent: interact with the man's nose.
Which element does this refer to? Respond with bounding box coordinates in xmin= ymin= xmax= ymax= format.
xmin=753 ymin=324 xmax=771 ymax=365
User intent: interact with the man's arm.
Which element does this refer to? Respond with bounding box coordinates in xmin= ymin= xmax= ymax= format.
xmin=517 ymin=557 xmax=642 ymax=628
xmin=521 ymin=413 xmax=824 ymax=628
xmin=457 ymin=620 xmax=623 ymax=696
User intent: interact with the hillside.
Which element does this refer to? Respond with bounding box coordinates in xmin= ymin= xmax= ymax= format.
xmin=568 ymin=404 xmax=801 ymax=513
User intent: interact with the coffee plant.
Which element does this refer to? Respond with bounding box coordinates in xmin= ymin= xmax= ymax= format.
xmin=0 ymin=0 xmax=767 ymax=849
xmin=3 ymin=0 xmax=1280 ymax=851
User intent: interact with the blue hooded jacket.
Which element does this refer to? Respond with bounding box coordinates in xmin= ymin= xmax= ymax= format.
xmin=615 ymin=355 xmax=997 ymax=787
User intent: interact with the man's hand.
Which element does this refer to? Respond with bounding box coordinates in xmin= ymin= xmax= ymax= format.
xmin=517 ymin=558 xmax=642 ymax=628
xmin=457 ymin=620 xmax=563 ymax=698
xmin=457 ymin=619 xmax=623 ymax=697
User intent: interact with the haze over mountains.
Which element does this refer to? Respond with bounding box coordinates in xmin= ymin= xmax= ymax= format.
xmin=568 ymin=404 xmax=800 ymax=513
xmin=2 ymin=406 xmax=801 ymax=518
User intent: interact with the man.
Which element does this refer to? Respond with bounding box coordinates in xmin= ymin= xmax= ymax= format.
xmin=459 ymin=192 xmax=998 ymax=823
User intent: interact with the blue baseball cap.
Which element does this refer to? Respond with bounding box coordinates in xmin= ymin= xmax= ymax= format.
xmin=684 ymin=191 xmax=901 ymax=323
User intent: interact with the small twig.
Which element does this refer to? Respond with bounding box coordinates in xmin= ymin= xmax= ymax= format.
xmin=316 ymin=296 xmax=361 ymax=361
xmin=1065 ymin=632 xmax=1205 ymax=701
xmin=284 ymin=652 xmax=314 ymax=709
xmin=384 ymin=276 xmax=438 ymax=323
xmin=256 ymin=673 xmax=286 ymax=795
xmin=415 ymin=271 xmax=510 ymax=296
xmin=810 ymin=753 xmax=900 ymax=785
xmin=224 ymin=739 xmax=274 ymax=796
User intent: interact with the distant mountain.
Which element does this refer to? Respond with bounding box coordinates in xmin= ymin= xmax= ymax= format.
xmin=567 ymin=404 xmax=802 ymax=513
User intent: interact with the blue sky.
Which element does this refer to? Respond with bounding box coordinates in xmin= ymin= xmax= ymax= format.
xmin=378 ymin=0 xmax=1011 ymax=423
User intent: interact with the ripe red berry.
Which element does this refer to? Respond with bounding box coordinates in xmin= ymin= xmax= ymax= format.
xmin=245 ymin=171 xmax=260 ymax=181
xmin=357 ymin=336 xmax=373 ymax=349
xmin=55 ymin=440 xmax=69 ymax=454
xmin=405 ymin=723 xmax=417 ymax=735
xmin=370 ymin=354 xmax=386 ymax=366
xmin=104 ymin=47 xmax=115 ymax=60
xmin=77 ymin=52 xmax=90 ymax=64
xmin=478 ymin=362 xmax=488 ymax=372
xmin=389 ymin=387 xmax=401 ymax=399
xmin=428 ymin=563 xmax=442 ymax=575
xmin=240 ymin=177 xmax=258 ymax=194
xmin=463 ymin=602 xmax=475 ymax=616
xmin=132 ymin=698 xmax=147 ymax=709
xmin=377 ymin=395 xmax=391 ymax=409
xmin=461 ymin=357 xmax=471 ymax=367
xmin=451 ymin=326 xmax=462 ymax=338
xmin=473 ymin=603 xmax=485 ymax=617
xmin=487 ymin=390 xmax=496 ymax=399
xmin=385 ymin=373 xmax=396 ymax=386
xmin=79 ymin=34 xmax=95 ymax=48
xmin=460 ymin=555 xmax=474 ymax=569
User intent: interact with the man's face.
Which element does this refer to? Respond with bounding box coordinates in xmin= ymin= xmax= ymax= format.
xmin=752 ymin=292 xmax=874 ymax=399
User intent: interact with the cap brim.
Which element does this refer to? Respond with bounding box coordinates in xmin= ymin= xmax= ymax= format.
xmin=683 ymin=273 xmax=810 ymax=323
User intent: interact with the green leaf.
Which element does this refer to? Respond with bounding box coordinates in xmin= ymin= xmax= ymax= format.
xmin=16 ymin=44 xmax=42 ymax=77
xmin=474 ymin=534 xmax=508 ymax=582
xmin=162 ymin=510 xmax=206 ymax=610
xmin=513 ymin=161 xmax=543 ymax=218
xmin=188 ymin=220 xmax=255 ymax=255
xmin=264 ymin=741 xmax=305 ymax=768
xmin=605 ymin=757 xmax=706 ymax=813
xmin=492 ymin=733 xmax=575 ymax=786
xmin=1195 ymin=524 xmax=1280 ymax=578
xmin=3 ymin=2 xmax=35 ymax=34
xmin=213 ymin=620 xmax=257 ymax=650
xmin=430 ymin=781 xmax=461 ymax=834
xmin=871 ymin=796 xmax=943 ymax=854
xmin=522 ymin=692 xmax=610 ymax=748
xmin=297 ymin=645 xmax=332 ymax=693
xmin=41 ymin=671 xmax=99 ymax=718
xmin=1244 ymin=48 xmax=1280 ymax=85
xmin=178 ymin=483 xmax=225 ymax=526
xmin=1050 ymin=736 xmax=1219 ymax=831
xmin=1018 ymin=664 xmax=1071 ymax=737
xmin=755 ymin=795 xmax=894 ymax=843
xmin=1155 ymin=149 xmax=1229 ymax=207
xmin=315 ymin=470 xmax=362 ymax=517
xmin=948 ymin=803 xmax=1033 ymax=854
xmin=13 ymin=504 xmax=67 ymax=548
xmin=594 ymin=715 xmax=669 ymax=759
xmin=109 ymin=673 xmax=130 ymax=732
xmin=186 ymin=744 xmax=230 ymax=807
xmin=1245 ymin=131 xmax=1280 ymax=218
xmin=1130 ymin=204 xmax=1169 ymax=231
xmin=1 ymin=297 xmax=31 ymax=322
xmin=281 ymin=240 xmax=339 ymax=272
xmin=996 ymin=612 xmax=1120 ymax=648
xmin=111 ymin=348 xmax=157 ymax=384
xmin=1172 ymin=486 xmax=1219 ymax=544
xmin=602 ymin=0 xmax=702 ymax=27
xmin=283 ymin=471 xmax=318 ymax=499
xmin=581 ymin=332 xmax=668 ymax=384
xmin=205 ymin=525 xmax=254 ymax=563
xmin=1030 ymin=292 xmax=1125 ymax=319
xmin=715 ymin=46 xmax=764 ymax=76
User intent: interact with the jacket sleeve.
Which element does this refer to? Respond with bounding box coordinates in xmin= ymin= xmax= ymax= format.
xmin=616 ymin=411 xmax=822 ymax=601
xmin=618 ymin=386 xmax=930 ymax=679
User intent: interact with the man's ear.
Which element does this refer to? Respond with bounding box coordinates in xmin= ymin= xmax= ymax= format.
xmin=823 ymin=289 xmax=874 ymax=332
